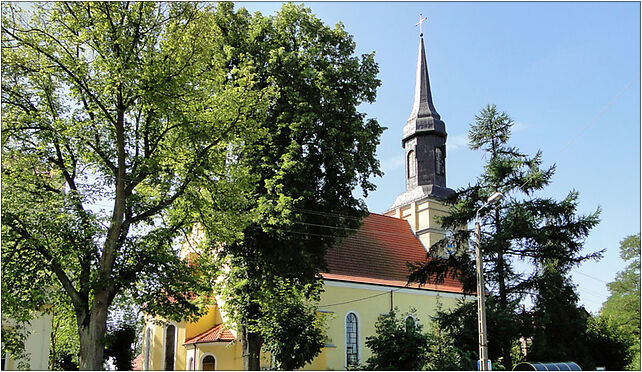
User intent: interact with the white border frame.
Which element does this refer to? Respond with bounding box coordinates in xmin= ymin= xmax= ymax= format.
xmin=200 ymin=352 xmax=217 ymax=371
xmin=344 ymin=310 xmax=361 ymax=368
xmin=160 ymin=322 xmax=178 ymax=371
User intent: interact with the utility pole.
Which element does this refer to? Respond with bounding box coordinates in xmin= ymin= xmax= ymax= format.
xmin=475 ymin=220 xmax=490 ymax=371
xmin=474 ymin=191 xmax=503 ymax=371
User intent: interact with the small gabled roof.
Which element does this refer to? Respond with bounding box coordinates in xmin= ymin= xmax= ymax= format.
xmin=321 ymin=213 xmax=464 ymax=294
xmin=184 ymin=323 xmax=235 ymax=345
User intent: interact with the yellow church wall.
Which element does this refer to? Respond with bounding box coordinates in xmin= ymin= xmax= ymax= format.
xmin=313 ymin=280 xmax=470 ymax=370
xmin=189 ymin=342 xmax=243 ymax=370
xmin=142 ymin=281 xmax=471 ymax=371
xmin=146 ymin=319 xmax=188 ymax=370
xmin=185 ymin=305 xmax=221 ymax=340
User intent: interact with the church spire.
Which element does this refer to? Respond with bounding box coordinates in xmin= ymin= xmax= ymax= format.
xmin=395 ymin=16 xmax=452 ymax=203
xmin=403 ymin=22 xmax=445 ymax=142
xmin=407 ymin=36 xmax=443 ymax=128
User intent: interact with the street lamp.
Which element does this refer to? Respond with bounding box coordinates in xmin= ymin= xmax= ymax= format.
xmin=474 ymin=191 xmax=504 ymax=371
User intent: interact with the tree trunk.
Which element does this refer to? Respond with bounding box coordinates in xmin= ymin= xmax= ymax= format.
xmin=494 ymin=209 xmax=513 ymax=369
xmin=241 ymin=325 xmax=263 ymax=370
xmin=77 ymin=294 xmax=110 ymax=370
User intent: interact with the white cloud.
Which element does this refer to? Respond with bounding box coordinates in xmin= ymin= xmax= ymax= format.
xmin=446 ymin=133 xmax=469 ymax=151
xmin=381 ymin=155 xmax=405 ymax=173
xmin=513 ymin=122 xmax=529 ymax=132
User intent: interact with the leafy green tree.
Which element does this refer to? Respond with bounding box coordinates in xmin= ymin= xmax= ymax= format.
xmin=424 ymin=300 xmax=476 ymax=370
xmin=364 ymin=308 xmax=431 ymax=370
xmin=585 ymin=314 xmax=635 ymax=370
xmin=409 ymin=104 xmax=601 ymax=369
xmin=49 ymin=294 xmax=80 ymax=370
xmin=1 ymin=3 xmax=274 ymax=369
xmin=601 ymin=233 xmax=641 ymax=369
xmin=203 ymin=3 xmax=383 ymax=369
xmin=253 ymin=279 xmax=327 ymax=370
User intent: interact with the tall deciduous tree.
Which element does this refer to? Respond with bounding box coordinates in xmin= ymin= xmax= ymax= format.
xmin=189 ymin=3 xmax=384 ymax=369
xmin=409 ymin=104 xmax=601 ymax=369
xmin=601 ymin=233 xmax=641 ymax=369
xmin=201 ymin=4 xmax=384 ymax=370
xmin=1 ymin=3 xmax=273 ymax=369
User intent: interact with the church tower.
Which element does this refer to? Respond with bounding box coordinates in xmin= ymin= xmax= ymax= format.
xmin=384 ymin=18 xmax=454 ymax=251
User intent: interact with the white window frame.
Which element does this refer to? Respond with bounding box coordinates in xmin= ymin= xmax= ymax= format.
xmin=160 ymin=322 xmax=178 ymax=371
xmin=404 ymin=314 xmax=418 ymax=331
xmin=200 ymin=353 xmax=217 ymax=371
xmin=344 ymin=311 xmax=361 ymax=367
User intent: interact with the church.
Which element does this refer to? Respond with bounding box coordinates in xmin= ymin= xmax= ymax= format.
xmin=140 ymin=28 xmax=471 ymax=371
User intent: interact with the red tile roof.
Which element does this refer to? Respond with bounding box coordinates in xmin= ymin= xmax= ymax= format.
xmin=184 ymin=323 xmax=235 ymax=345
xmin=321 ymin=213 xmax=465 ymax=293
xmin=132 ymin=354 xmax=142 ymax=371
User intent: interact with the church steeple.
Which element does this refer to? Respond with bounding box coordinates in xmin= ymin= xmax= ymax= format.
xmin=384 ymin=17 xmax=455 ymax=249
xmin=404 ymin=35 xmax=446 ymax=140
xmin=397 ymin=19 xmax=453 ymax=202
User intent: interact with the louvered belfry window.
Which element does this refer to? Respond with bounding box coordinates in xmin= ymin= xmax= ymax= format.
xmin=346 ymin=313 xmax=359 ymax=366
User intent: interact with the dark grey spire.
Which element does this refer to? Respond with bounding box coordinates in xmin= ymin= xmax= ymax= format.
xmin=389 ymin=31 xmax=454 ymax=210
xmin=403 ymin=36 xmax=446 ymax=143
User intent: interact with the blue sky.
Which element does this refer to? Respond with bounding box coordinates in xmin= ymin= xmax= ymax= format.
xmin=238 ymin=1 xmax=641 ymax=314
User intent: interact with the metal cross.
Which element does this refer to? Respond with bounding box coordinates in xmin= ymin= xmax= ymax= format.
xmin=416 ymin=14 xmax=428 ymax=36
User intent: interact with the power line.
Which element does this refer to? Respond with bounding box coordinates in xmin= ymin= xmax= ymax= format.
xmin=572 ymin=269 xmax=609 ymax=284
xmin=318 ymin=287 xmax=404 ymax=308
xmin=555 ymin=74 xmax=640 ymax=157
xmin=509 ymin=73 xmax=640 ymax=195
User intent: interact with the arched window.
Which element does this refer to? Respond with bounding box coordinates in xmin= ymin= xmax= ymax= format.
xmin=405 ymin=315 xmax=417 ymax=332
xmin=202 ymin=355 xmax=216 ymax=371
xmin=164 ymin=324 xmax=176 ymax=370
xmin=407 ymin=150 xmax=416 ymax=178
xmin=144 ymin=327 xmax=151 ymax=370
xmin=346 ymin=312 xmax=359 ymax=366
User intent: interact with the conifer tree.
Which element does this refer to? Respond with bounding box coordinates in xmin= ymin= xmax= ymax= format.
xmin=410 ymin=104 xmax=601 ymax=369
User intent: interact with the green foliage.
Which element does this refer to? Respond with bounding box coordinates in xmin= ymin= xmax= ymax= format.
xmin=254 ymin=279 xmax=327 ymax=370
xmin=431 ymin=297 xmax=526 ymax=370
xmin=1 ymin=2 xmax=274 ymax=367
xmin=526 ymin=264 xmax=592 ymax=367
xmin=601 ymin=233 xmax=641 ymax=370
xmin=585 ymin=314 xmax=635 ymax=370
xmin=49 ymin=295 xmax=80 ymax=370
xmin=364 ymin=308 xmax=430 ymax=370
xmin=204 ymin=3 xmax=383 ymax=369
xmin=409 ymin=104 xmax=601 ymax=369
xmin=424 ymin=301 xmax=476 ymax=371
